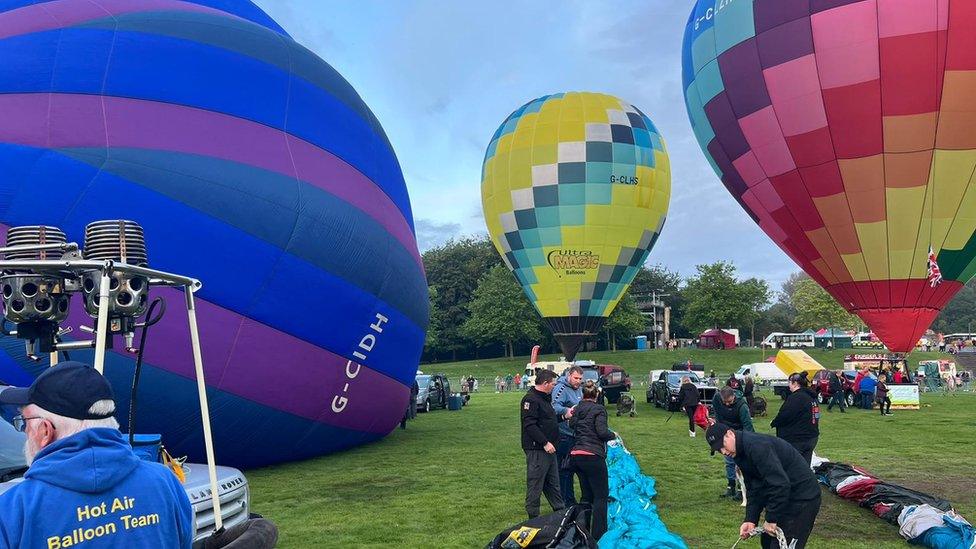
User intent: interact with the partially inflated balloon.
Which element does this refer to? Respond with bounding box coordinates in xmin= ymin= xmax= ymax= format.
xmin=0 ymin=0 xmax=427 ymax=467
xmin=482 ymin=92 xmax=670 ymax=358
xmin=682 ymin=1 xmax=976 ymax=352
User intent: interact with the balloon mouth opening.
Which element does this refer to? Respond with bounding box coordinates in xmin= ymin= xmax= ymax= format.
xmin=545 ymin=316 xmax=607 ymax=361
xmin=854 ymin=308 xmax=942 ymax=354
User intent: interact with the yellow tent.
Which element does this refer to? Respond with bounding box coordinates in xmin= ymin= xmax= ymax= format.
xmin=775 ymin=350 xmax=825 ymax=379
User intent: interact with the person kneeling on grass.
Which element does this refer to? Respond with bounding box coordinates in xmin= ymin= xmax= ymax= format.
xmin=706 ymin=423 xmax=821 ymax=549
xmin=568 ymin=380 xmax=616 ymax=540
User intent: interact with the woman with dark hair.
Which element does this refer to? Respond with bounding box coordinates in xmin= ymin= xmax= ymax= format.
xmin=677 ymin=376 xmax=700 ymax=438
xmin=770 ymin=372 xmax=820 ymax=465
xmin=569 ymin=380 xmax=616 ymax=540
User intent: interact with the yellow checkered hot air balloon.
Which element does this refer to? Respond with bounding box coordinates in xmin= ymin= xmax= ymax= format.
xmin=481 ymin=92 xmax=671 ymax=359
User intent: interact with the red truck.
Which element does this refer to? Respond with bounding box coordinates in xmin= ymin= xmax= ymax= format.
xmin=812 ymin=370 xmax=856 ymax=407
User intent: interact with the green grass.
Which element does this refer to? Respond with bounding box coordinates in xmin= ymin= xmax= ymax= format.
xmin=247 ymin=350 xmax=975 ymax=548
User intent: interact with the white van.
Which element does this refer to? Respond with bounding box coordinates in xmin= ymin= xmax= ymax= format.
xmin=735 ymin=362 xmax=788 ymax=384
xmin=524 ymin=360 xmax=574 ymax=385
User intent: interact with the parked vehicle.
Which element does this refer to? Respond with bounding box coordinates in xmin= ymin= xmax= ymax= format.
xmin=734 ymin=362 xmax=788 ymax=384
xmin=645 ymin=370 xmax=667 ymax=402
xmin=649 ymin=371 xmax=717 ymax=412
xmin=596 ymin=365 xmax=631 ymax=404
xmin=671 ymin=362 xmax=705 ymax=372
xmin=523 ymin=360 xmax=574 ymax=386
xmin=0 ymin=420 xmax=250 ymax=548
xmin=416 ymin=373 xmax=451 ymax=412
xmin=812 ymin=370 xmax=857 ymax=407
xmin=761 ymin=332 xmax=815 ymax=348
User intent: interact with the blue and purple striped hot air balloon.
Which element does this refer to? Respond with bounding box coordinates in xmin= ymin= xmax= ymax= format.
xmin=0 ymin=0 xmax=428 ymax=468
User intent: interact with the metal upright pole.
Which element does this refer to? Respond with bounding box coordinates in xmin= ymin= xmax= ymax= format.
xmin=184 ymin=288 xmax=223 ymax=531
xmin=93 ymin=266 xmax=112 ymax=374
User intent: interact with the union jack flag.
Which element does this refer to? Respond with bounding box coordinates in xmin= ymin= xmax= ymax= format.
xmin=927 ymin=246 xmax=943 ymax=288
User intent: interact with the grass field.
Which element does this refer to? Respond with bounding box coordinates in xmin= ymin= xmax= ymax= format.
xmin=247 ymin=349 xmax=976 ymax=548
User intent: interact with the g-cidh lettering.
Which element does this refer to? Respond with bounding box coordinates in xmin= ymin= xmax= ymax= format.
xmin=332 ymin=313 xmax=389 ymax=413
xmin=693 ymin=0 xmax=735 ymax=30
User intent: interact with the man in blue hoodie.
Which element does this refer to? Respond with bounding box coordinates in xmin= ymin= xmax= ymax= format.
xmin=0 ymin=361 xmax=193 ymax=548
xmin=551 ymin=366 xmax=583 ymax=506
xmin=859 ymin=372 xmax=878 ymax=410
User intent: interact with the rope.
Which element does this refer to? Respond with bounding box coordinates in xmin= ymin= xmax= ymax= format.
xmin=730 ymin=525 xmax=794 ymax=549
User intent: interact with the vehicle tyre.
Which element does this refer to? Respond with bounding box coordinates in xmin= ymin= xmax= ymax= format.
xmin=647 ymin=395 xmax=653 ymax=404
xmin=845 ymin=392 xmax=856 ymax=408
xmin=424 ymin=400 xmax=430 ymax=413
xmin=819 ymin=393 xmax=829 ymax=404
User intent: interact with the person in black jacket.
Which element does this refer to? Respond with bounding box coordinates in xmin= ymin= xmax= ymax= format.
xmin=569 ymin=380 xmax=616 ymax=540
xmin=400 ymin=378 xmax=420 ymax=429
xmin=743 ymin=376 xmax=755 ymax=415
xmin=770 ymin=373 xmax=820 ymax=465
xmin=706 ymin=424 xmax=822 ymax=549
xmin=677 ymin=376 xmax=700 ymax=437
xmin=520 ymin=369 xmax=567 ymax=518
xmin=826 ymin=370 xmax=847 ymax=412
xmin=712 ymin=387 xmax=754 ymax=498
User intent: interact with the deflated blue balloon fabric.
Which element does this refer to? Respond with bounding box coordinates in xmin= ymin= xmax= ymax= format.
xmin=602 ymin=441 xmax=687 ymax=549
xmin=911 ymin=514 xmax=976 ymax=549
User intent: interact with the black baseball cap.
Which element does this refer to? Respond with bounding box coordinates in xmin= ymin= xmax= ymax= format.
xmin=0 ymin=362 xmax=115 ymax=420
xmin=705 ymin=422 xmax=732 ymax=455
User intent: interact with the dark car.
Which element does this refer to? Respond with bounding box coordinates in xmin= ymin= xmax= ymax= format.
xmin=579 ymin=365 xmax=631 ymax=405
xmin=812 ymin=370 xmax=857 ymax=407
xmin=671 ymin=362 xmax=705 ymax=373
xmin=416 ymin=373 xmax=451 ymax=412
xmin=597 ymin=365 xmax=631 ymax=404
xmin=649 ymin=371 xmax=717 ymax=412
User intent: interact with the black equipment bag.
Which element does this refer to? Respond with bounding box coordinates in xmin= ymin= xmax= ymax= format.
xmin=485 ymin=505 xmax=597 ymax=549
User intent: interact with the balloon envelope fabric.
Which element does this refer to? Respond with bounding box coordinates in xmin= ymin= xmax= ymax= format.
xmin=601 ymin=441 xmax=687 ymax=549
xmin=481 ymin=92 xmax=670 ymax=359
xmin=0 ymin=0 xmax=427 ymax=468
xmin=682 ymin=1 xmax=976 ymax=352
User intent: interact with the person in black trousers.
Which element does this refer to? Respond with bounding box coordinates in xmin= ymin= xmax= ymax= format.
xmin=520 ymin=369 xmax=566 ymax=518
xmin=706 ymin=424 xmax=822 ymax=549
xmin=826 ymin=370 xmax=847 ymax=412
xmin=569 ymin=380 xmax=616 ymax=540
xmin=770 ymin=373 xmax=820 ymax=465
xmin=400 ymin=378 xmax=419 ymax=429
xmin=677 ymin=376 xmax=700 ymax=437
xmin=876 ymin=375 xmax=892 ymax=416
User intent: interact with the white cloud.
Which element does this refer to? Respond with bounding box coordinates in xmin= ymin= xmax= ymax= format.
xmin=255 ymin=0 xmax=800 ymax=289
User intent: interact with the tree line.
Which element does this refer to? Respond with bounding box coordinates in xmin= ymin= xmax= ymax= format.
xmin=421 ymin=237 xmax=973 ymax=362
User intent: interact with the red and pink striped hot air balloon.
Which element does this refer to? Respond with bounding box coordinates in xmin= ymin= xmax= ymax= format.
xmin=683 ymin=0 xmax=976 ymax=352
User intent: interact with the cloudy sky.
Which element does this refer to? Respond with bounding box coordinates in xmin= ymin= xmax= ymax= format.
xmin=254 ymin=0 xmax=800 ymax=289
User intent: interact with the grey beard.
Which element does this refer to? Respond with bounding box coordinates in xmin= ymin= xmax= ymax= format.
xmin=23 ymin=437 xmax=39 ymax=466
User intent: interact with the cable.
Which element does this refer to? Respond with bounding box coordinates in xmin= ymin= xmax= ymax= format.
xmin=128 ymin=297 xmax=166 ymax=446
